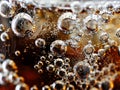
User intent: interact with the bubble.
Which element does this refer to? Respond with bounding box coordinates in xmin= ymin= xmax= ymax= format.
xmin=8 ymin=72 xmax=19 ymax=84
xmin=83 ymin=43 xmax=94 ymax=56
xmin=30 ymin=85 xmax=38 ymax=90
xmin=84 ymin=15 xmax=100 ymax=32
xmin=0 ymin=32 xmax=9 ymax=42
xmin=15 ymin=50 xmax=21 ymax=56
xmin=50 ymin=40 xmax=67 ymax=56
xmin=35 ymin=38 xmax=46 ymax=48
xmin=51 ymin=80 xmax=66 ymax=90
xmin=66 ymin=84 xmax=75 ymax=90
xmin=104 ymin=45 xmax=110 ymax=51
xmin=64 ymin=58 xmax=70 ymax=63
xmin=54 ymin=58 xmax=64 ymax=67
xmin=46 ymin=64 xmax=55 ymax=72
xmin=0 ymin=53 xmax=5 ymax=62
xmin=99 ymin=10 xmax=112 ymax=23
xmin=11 ymin=13 xmax=33 ymax=37
xmin=116 ymin=28 xmax=120 ymax=38
xmin=102 ymin=67 xmax=109 ymax=75
xmin=57 ymin=12 xmax=76 ymax=34
xmin=101 ymin=81 xmax=113 ymax=90
xmin=90 ymin=87 xmax=98 ymax=90
xmin=83 ymin=2 xmax=96 ymax=14
xmin=70 ymin=1 xmax=82 ymax=14
xmin=108 ymin=39 xmax=117 ymax=46
xmin=99 ymin=32 xmax=109 ymax=43
xmin=34 ymin=65 xmax=40 ymax=70
xmin=40 ymin=56 xmax=46 ymax=61
xmin=57 ymin=68 xmax=67 ymax=77
xmin=98 ymin=49 xmax=105 ymax=56
xmin=0 ymin=73 xmax=9 ymax=85
xmin=15 ymin=83 xmax=29 ymax=90
xmin=0 ymin=24 xmax=5 ymax=32
xmin=114 ymin=5 xmax=120 ymax=13
xmin=48 ymin=54 xmax=54 ymax=60
xmin=42 ymin=85 xmax=51 ymax=90
xmin=37 ymin=61 xmax=44 ymax=67
xmin=67 ymin=72 xmax=75 ymax=82
xmin=38 ymin=69 xmax=43 ymax=74
xmin=0 ymin=1 xmax=13 ymax=18
xmin=74 ymin=62 xmax=90 ymax=79
xmin=16 ymin=76 xmax=25 ymax=84
xmin=104 ymin=2 xmax=114 ymax=12
xmin=2 ymin=59 xmax=18 ymax=73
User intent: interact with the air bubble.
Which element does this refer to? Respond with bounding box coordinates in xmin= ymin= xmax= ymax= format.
xmin=84 ymin=15 xmax=100 ymax=32
xmin=15 ymin=83 xmax=29 ymax=90
xmin=0 ymin=24 xmax=5 ymax=32
xmin=57 ymin=68 xmax=67 ymax=77
xmin=54 ymin=58 xmax=64 ymax=67
xmin=46 ymin=64 xmax=55 ymax=72
xmin=67 ymin=72 xmax=75 ymax=82
xmin=35 ymin=38 xmax=46 ymax=48
xmin=57 ymin=12 xmax=76 ymax=34
xmin=50 ymin=40 xmax=67 ymax=56
xmin=99 ymin=32 xmax=109 ymax=43
xmin=116 ymin=28 xmax=120 ymax=38
xmin=70 ymin=1 xmax=82 ymax=14
xmin=11 ymin=13 xmax=33 ymax=37
xmin=42 ymin=85 xmax=51 ymax=90
xmin=98 ymin=49 xmax=105 ymax=56
xmin=30 ymin=85 xmax=38 ymax=90
xmin=0 ymin=32 xmax=9 ymax=42
xmin=66 ymin=84 xmax=75 ymax=90
xmin=0 ymin=1 xmax=13 ymax=18
xmin=37 ymin=61 xmax=44 ymax=67
xmin=15 ymin=50 xmax=21 ymax=56
xmin=0 ymin=53 xmax=5 ymax=62
xmin=83 ymin=43 xmax=94 ymax=56
xmin=74 ymin=62 xmax=90 ymax=79
xmin=51 ymin=80 xmax=65 ymax=90
xmin=8 ymin=72 xmax=19 ymax=84
xmin=2 ymin=59 xmax=17 ymax=73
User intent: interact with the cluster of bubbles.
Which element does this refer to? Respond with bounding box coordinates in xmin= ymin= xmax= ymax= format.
xmin=0 ymin=53 xmax=29 ymax=90
xmin=0 ymin=0 xmax=120 ymax=90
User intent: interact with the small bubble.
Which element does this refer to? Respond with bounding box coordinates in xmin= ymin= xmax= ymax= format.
xmin=15 ymin=50 xmax=21 ymax=56
xmin=83 ymin=43 xmax=94 ymax=56
xmin=42 ymin=85 xmax=51 ymax=90
xmin=74 ymin=62 xmax=90 ymax=79
xmin=116 ymin=28 xmax=120 ymax=38
xmin=46 ymin=64 xmax=55 ymax=72
xmin=50 ymin=40 xmax=67 ymax=56
xmin=57 ymin=12 xmax=76 ymax=34
xmin=54 ymin=58 xmax=64 ymax=67
xmin=67 ymin=72 xmax=75 ymax=82
xmin=0 ymin=53 xmax=5 ymax=62
xmin=35 ymin=38 xmax=46 ymax=48
xmin=0 ymin=1 xmax=13 ymax=18
xmin=0 ymin=32 xmax=9 ymax=42
xmin=57 ymin=68 xmax=67 ymax=77
xmin=2 ymin=59 xmax=17 ymax=73
xmin=99 ymin=32 xmax=109 ymax=43
xmin=51 ymin=80 xmax=65 ymax=90
xmin=15 ymin=83 xmax=29 ymax=90
xmin=70 ymin=1 xmax=82 ymax=14
xmin=66 ymin=84 xmax=75 ymax=90
xmin=30 ymin=85 xmax=38 ymax=90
